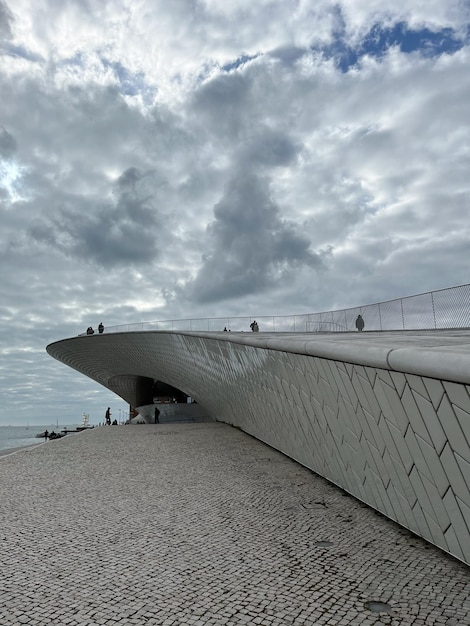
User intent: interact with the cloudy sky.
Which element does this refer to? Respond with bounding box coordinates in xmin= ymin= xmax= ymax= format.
xmin=1 ymin=0 xmax=469 ymax=426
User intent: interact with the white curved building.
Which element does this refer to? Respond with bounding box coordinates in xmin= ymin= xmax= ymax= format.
xmin=47 ymin=329 xmax=470 ymax=565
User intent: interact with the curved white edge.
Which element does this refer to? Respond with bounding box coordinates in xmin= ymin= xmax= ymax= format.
xmin=48 ymin=329 xmax=470 ymax=385
xmin=387 ymin=348 xmax=470 ymax=384
xmin=172 ymin=331 xmax=470 ymax=384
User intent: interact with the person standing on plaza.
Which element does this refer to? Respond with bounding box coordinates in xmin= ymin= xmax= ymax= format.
xmin=105 ymin=407 xmax=111 ymax=425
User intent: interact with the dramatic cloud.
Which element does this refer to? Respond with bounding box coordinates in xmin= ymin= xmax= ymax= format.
xmin=189 ymin=171 xmax=324 ymax=302
xmin=0 ymin=0 xmax=13 ymax=41
xmin=0 ymin=0 xmax=469 ymax=424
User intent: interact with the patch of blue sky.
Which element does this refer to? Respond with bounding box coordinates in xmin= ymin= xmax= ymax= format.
xmin=1 ymin=43 xmax=43 ymax=63
xmin=221 ymin=54 xmax=259 ymax=72
xmin=58 ymin=52 xmax=84 ymax=68
xmin=100 ymin=58 xmax=157 ymax=103
xmin=319 ymin=21 xmax=469 ymax=72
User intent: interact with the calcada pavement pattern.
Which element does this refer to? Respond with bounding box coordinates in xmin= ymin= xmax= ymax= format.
xmin=0 ymin=423 xmax=468 ymax=626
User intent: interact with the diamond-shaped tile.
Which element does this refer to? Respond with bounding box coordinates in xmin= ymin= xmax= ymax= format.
xmin=442 ymin=380 xmax=470 ymax=412
xmin=423 ymin=377 xmax=445 ymax=411
xmin=437 ymin=395 xmax=469 ymax=460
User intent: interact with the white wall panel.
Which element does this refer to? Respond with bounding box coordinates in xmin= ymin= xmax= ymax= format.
xmin=47 ymin=330 xmax=470 ymax=565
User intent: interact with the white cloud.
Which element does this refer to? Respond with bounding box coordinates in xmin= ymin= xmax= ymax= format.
xmin=0 ymin=0 xmax=469 ymax=424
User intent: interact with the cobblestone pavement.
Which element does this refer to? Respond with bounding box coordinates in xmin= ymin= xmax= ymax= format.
xmin=1 ymin=423 xmax=469 ymax=626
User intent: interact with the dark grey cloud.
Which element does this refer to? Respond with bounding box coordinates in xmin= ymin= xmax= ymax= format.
xmin=0 ymin=126 xmax=16 ymax=157
xmin=28 ymin=167 xmax=161 ymax=267
xmin=188 ymin=171 xmax=324 ymax=303
xmin=242 ymin=127 xmax=300 ymax=168
xmin=0 ymin=0 xmax=13 ymax=40
xmin=191 ymin=72 xmax=252 ymax=139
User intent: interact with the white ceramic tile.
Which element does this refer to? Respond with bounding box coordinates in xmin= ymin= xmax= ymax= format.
xmin=337 ymin=396 xmax=363 ymax=440
xmin=357 ymin=405 xmax=386 ymax=457
xmin=418 ymin=469 xmax=451 ymax=531
xmin=412 ymin=389 xmax=447 ymax=454
xmin=443 ymin=525 xmax=466 ymax=563
xmin=363 ymin=465 xmax=384 ymax=511
xmin=408 ymin=466 xmax=439 ymax=526
xmin=356 ymin=437 xmax=381 ymax=472
xmin=352 ymin=366 xmax=382 ymax=418
xmin=389 ymin=370 xmax=407 ymax=397
xmin=454 ymin=452 xmax=470 ymax=507
xmin=422 ymin=377 xmax=445 ymax=411
xmin=391 ymin=485 xmax=420 ymax=533
xmin=401 ymin=383 xmax=433 ymax=445
xmin=455 ymin=495 xmax=470 ymax=535
xmin=383 ymin=481 xmax=404 ymax=523
xmin=406 ymin=374 xmax=430 ymax=399
xmin=381 ymin=415 xmax=414 ymax=474
xmin=390 ymin=452 xmax=419 ymax=504
xmin=452 ymin=405 xmax=470 ymax=451
xmin=364 ymin=366 xmax=377 ymax=387
xmin=442 ymin=489 xmax=470 ymax=563
xmin=422 ymin=508 xmax=447 ymax=548
xmin=437 ymin=395 xmax=469 ymax=460
xmin=411 ymin=500 xmax=434 ymax=543
xmin=442 ymin=380 xmax=470 ymax=412
xmin=374 ymin=376 xmax=410 ymax=434
xmin=336 ymin=366 xmax=360 ymax=411
xmin=414 ymin=433 xmax=450 ymax=497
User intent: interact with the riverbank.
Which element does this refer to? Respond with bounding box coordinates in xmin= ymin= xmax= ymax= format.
xmin=1 ymin=424 xmax=468 ymax=625
xmin=0 ymin=443 xmax=43 ymax=458
xmin=0 ymin=424 xmax=90 ymax=456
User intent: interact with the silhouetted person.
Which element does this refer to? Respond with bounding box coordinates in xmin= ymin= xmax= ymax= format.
xmin=154 ymin=407 xmax=160 ymax=424
xmin=98 ymin=322 xmax=104 ymax=334
xmin=355 ymin=315 xmax=365 ymax=332
xmin=250 ymin=320 xmax=259 ymax=332
xmin=105 ymin=407 xmax=111 ymax=425
xmin=86 ymin=327 xmax=94 ymax=335
xmin=44 ymin=430 xmax=48 ymax=441
xmin=223 ymin=327 xmax=228 ymax=331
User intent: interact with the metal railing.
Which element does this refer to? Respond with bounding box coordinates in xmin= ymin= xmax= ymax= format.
xmin=86 ymin=283 xmax=470 ymax=336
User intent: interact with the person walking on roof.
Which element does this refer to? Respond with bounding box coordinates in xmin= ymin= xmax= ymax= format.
xmin=355 ymin=315 xmax=365 ymax=332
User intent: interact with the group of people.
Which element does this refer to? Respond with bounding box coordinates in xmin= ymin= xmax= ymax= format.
xmin=226 ymin=317 xmax=364 ymax=332
xmin=86 ymin=322 xmax=104 ymax=335
xmin=43 ymin=430 xmax=61 ymax=440
xmin=87 ymin=317 xmax=363 ymax=338
xmin=222 ymin=321 xmax=260 ymax=332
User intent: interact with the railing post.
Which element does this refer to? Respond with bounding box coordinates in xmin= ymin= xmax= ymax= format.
xmin=431 ymin=291 xmax=437 ymax=329
xmin=400 ymin=299 xmax=405 ymax=330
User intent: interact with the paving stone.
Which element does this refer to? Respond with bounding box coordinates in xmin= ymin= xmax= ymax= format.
xmin=0 ymin=424 xmax=468 ymax=625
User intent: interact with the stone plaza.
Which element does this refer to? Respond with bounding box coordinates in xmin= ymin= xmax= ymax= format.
xmin=1 ymin=424 xmax=469 ymax=626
